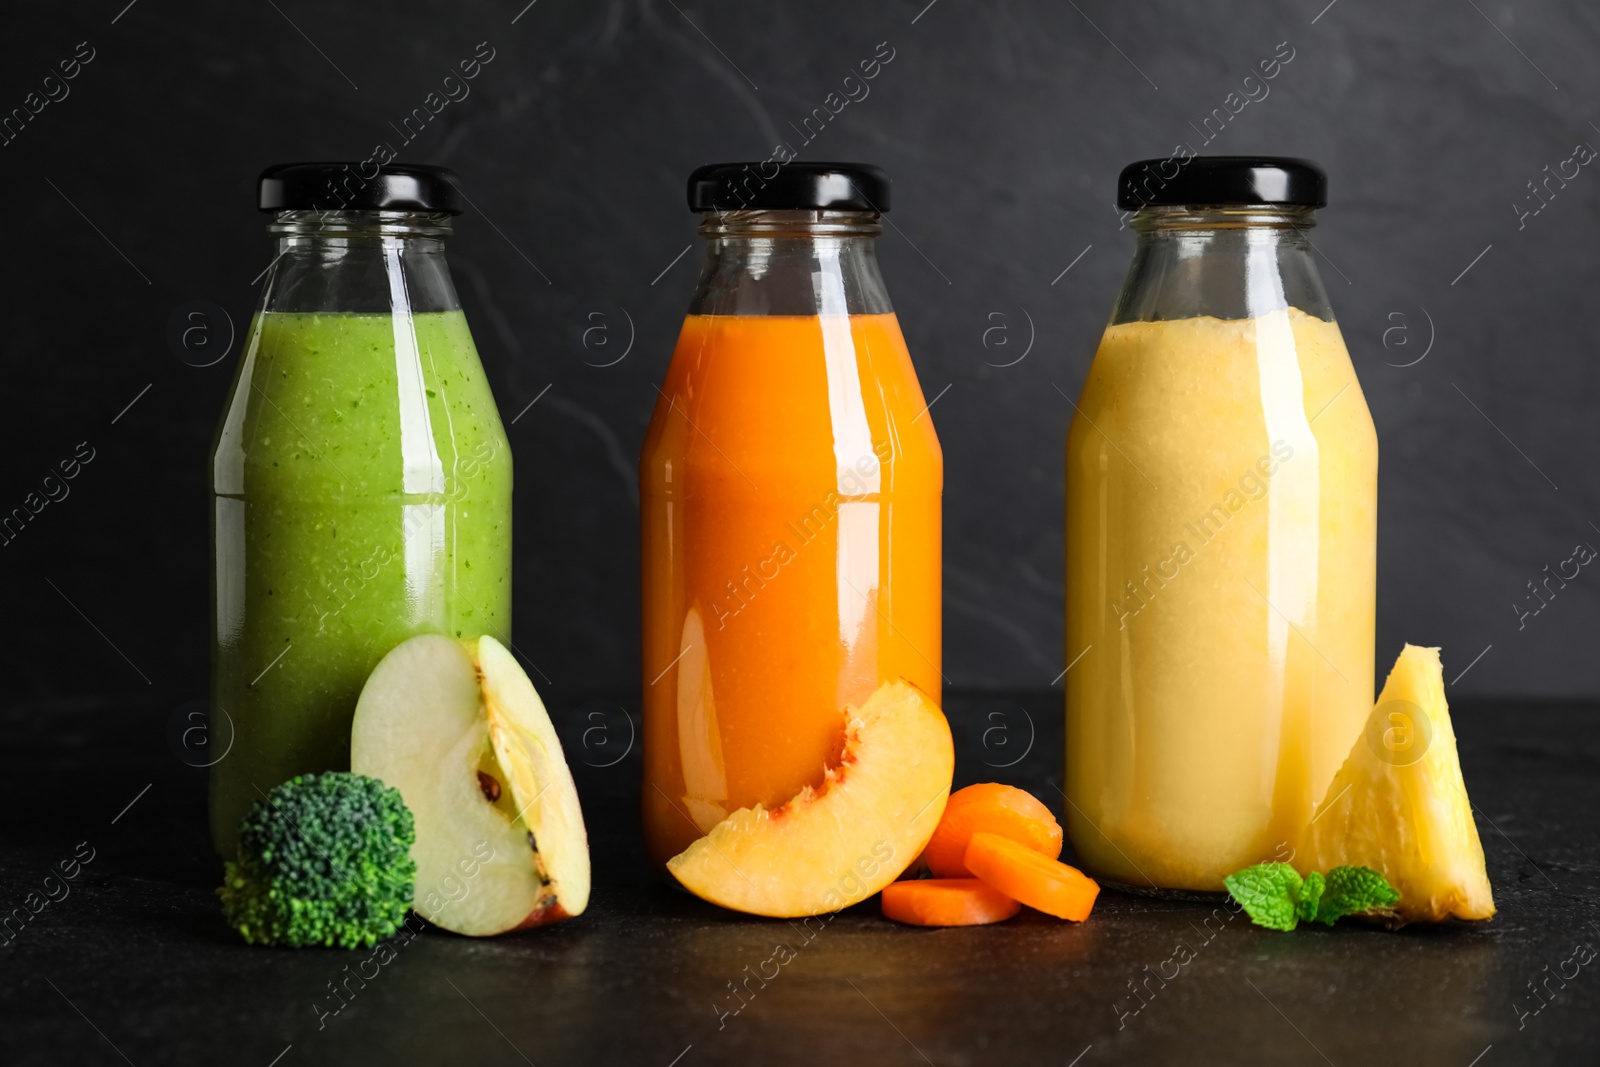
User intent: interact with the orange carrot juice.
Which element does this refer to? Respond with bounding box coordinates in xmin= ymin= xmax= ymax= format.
xmin=641 ymin=312 xmax=942 ymax=867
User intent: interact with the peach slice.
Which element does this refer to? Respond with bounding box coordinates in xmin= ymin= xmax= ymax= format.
xmin=351 ymin=634 xmax=590 ymax=935
xmin=667 ymin=680 xmax=954 ymax=918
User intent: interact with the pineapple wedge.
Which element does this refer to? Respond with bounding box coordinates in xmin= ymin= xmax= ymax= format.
xmin=1298 ymin=644 xmax=1495 ymax=924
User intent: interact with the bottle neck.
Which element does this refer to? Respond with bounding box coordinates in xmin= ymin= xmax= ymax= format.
xmin=686 ymin=209 xmax=893 ymax=316
xmin=259 ymin=210 xmax=461 ymax=315
xmin=1111 ymin=205 xmax=1333 ymax=325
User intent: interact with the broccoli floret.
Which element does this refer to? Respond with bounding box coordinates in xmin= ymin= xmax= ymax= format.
xmin=218 ymin=772 xmax=416 ymax=948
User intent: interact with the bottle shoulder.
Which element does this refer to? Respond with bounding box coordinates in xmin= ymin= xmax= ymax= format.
xmin=641 ymin=313 xmax=942 ymax=496
xmin=213 ymin=311 xmax=509 ymax=495
xmin=1069 ymin=309 xmax=1375 ymax=466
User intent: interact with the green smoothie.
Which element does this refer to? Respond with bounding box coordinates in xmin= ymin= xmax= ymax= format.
xmin=210 ymin=310 xmax=511 ymax=856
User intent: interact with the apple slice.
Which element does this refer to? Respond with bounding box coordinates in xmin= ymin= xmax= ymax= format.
xmin=667 ymin=680 xmax=954 ymax=918
xmin=351 ymin=634 xmax=589 ymax=935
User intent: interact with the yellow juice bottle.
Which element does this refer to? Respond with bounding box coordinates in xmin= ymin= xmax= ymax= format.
xmin=1065 ymin=157 xmax=1377 ymax=892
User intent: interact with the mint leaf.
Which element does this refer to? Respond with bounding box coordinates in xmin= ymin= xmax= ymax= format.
xmin=1225 ymin=864 xmax=1398 ymax=931
xmin=1295 ymin=870 xmax=1326 ymax=921
xmin=1314 ymin=865 xmax=1400 ymax=925
xmin=1224 ymin=863 xmax=1304 ymax=931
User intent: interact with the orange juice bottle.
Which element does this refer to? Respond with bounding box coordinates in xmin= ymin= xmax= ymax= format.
xmin=641 ymin=162 xmax=943 ymax=868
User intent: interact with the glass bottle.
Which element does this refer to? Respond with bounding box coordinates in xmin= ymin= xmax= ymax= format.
xmin=640 ymin=163 xmax=943 ymax=869
xmin=1065 ymin=157 xmax=1377 ymax=893
xmin=210 ymin=163 xmax=512 ymax=856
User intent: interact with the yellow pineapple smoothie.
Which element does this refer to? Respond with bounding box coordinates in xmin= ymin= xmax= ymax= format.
xmin=1065 ymin=307 xmax=1377 ymax=891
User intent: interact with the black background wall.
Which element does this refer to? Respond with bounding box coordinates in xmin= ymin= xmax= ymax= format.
xmin=4 ymin=0 xmax=1599 ymax=710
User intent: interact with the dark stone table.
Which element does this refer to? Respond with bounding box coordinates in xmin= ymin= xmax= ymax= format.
xmin=1 ymin=692 xmax=1595 ymax=1066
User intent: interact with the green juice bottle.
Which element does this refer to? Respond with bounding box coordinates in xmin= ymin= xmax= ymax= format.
xmin=209 ymin=164 xmax=512 ymax=856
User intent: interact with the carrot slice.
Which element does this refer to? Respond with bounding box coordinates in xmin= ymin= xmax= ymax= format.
xmin=964 ymin=831 xmax=1099 ymax=921
xmin=923 ymin=783 xmax=1062 ymax=877
xmin=881 ymin=878 xmax=1021 ymax=926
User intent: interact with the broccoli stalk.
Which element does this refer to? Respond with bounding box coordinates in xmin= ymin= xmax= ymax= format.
xmin=218 ymin=772 xmax=416 ymax=948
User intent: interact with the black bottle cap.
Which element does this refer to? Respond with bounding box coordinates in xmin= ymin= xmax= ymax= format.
xmin=1117 ymin=156 xmax=1327 ymax=210
xmin=258 ymin=162 xmax=464 ymax=214
xmin=687 ymin=161 xmax=891 ymax=212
